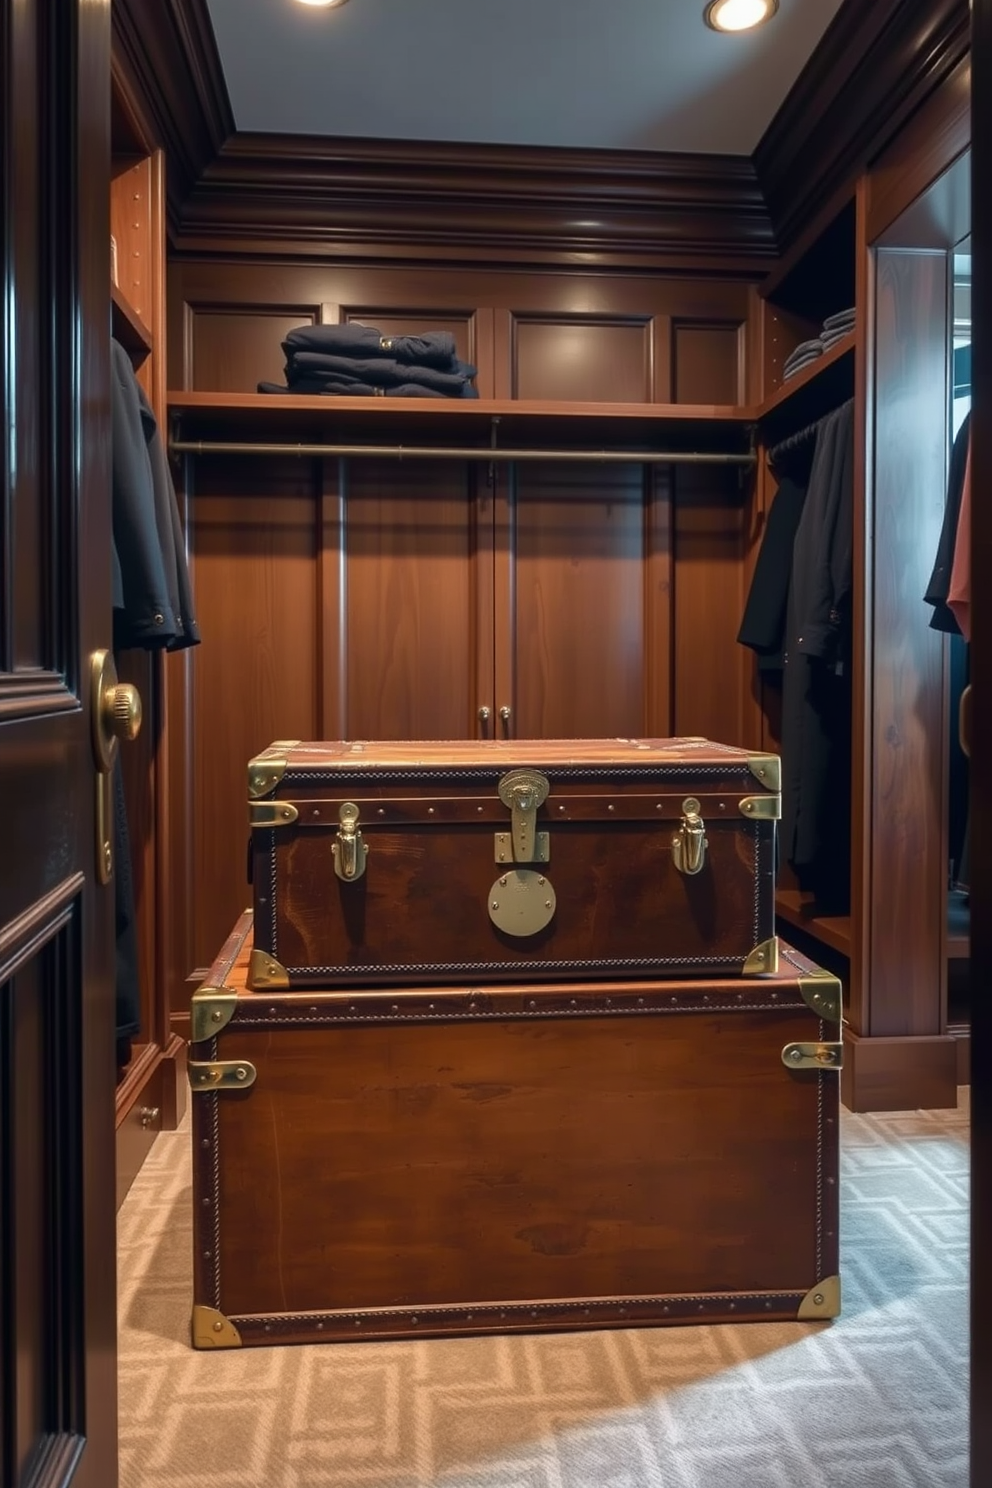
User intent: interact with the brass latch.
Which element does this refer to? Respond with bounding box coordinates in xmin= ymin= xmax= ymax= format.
xmin=188 ymin=1060 xmax=257 ymax=1091
xmin=672 ymin=796 xmax=708 ymax=875
xmin=781 ymin=1042 xmax=843 ymax=1071
xmin=497 ymin=769 xmax=550 ymax=863
xmin=332 ymin=801 xmax=368 ymax=882
xmin=489 ymin=770 xmax=556 ymax=938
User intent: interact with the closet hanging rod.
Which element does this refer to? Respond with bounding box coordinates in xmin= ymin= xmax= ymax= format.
xmin=169 ymin=438 xmax=756 ymax=467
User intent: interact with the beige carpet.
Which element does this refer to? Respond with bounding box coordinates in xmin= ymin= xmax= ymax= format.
xmin=118 ymin=1094 xmax=969 ymax=1488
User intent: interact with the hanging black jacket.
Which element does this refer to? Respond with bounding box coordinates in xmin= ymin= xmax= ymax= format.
xmin=924 ymin=412 xmax=971 ymax=635
xmin=111 ymin=338 xmax=200 ymax=652
xmin=738 ymin=473 xmax=808 ymax=672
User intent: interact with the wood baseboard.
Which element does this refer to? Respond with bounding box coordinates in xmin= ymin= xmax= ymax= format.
xmin=841 ymin=1027 xmax=959 ymax=1113
xmin=115 ymin=1035 xmax=189 ymax=1210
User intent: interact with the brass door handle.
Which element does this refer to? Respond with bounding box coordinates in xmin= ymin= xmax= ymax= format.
xmin=90 ymin=649 xmax=143 ymax=884
xmin=499 ymin=705 xmax=512 ymax=734
xmin=478 ymin=705 xmax=491 ymax=737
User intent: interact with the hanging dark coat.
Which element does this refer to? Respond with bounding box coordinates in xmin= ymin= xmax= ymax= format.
xmin=780 ymin=400 xmax=855 ymax=910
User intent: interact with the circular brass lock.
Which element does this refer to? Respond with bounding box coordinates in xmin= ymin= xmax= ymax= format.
xmin=488 ymin=870 xmax=556 ymax=937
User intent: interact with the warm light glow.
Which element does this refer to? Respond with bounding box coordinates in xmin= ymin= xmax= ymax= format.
xmin=704 ymin=0 xmax=778 ymax=32
xmin=295 ymin=0 xmax=350 ymax=8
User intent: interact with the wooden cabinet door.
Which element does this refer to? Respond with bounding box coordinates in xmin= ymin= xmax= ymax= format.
xmin=325 ymin=458 xmax=494 ymax=741
xmin=494 ymin=464 xmax=672 ymax=740
xmin=0 ymin=0 xmax=118 ymax=1482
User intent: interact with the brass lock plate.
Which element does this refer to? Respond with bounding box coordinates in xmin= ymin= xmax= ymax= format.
xmin=488 ymin=870 xmax=556 ymax=938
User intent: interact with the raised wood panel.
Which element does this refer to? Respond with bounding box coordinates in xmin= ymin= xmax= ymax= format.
xmin=869 ymin=248 xmax=948 ymax=1037
xmin=673 ymin=467 xmax=747 ymax=745
xmin=189 ymin=458 xmax=320 ymax=972
xmin=1 ymin=908 xmax=86 ymax=1484
xmin=188 ymin=309 xmax=316 ymax=392
xmin=323 ymin=459 xmax=490 ymax=740
xmin=496 ymin=464 xmax=660 ymax=739
xmin=511 ymin=317 xmax=651 ymax=403
xmin=671 ymin=322 xmax=742 ymax=406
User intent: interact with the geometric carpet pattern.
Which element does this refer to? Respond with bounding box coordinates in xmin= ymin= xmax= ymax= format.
xmin=118 ymin=1093 xmax=970 ymax=1488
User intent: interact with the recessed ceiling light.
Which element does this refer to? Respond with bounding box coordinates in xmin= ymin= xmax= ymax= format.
xmin=704 ymin=0 xmax=778 ymax=32
xmin=295 ymin=0 xmax=350 ymax=8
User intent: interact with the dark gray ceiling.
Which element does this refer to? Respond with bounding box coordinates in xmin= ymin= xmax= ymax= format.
xmin=205 ymin=0 xmax=845 ymax=154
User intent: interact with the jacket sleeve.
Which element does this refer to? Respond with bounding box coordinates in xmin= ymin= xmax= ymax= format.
xmin=795 ymin=401 xmax=854 ymax=672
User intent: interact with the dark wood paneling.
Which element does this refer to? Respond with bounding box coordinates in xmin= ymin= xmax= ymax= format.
xmin=497 ymin=465 xmax=657 ymax=739
xmin=671 ymin=322 xmax=742 ymax=406
xmin=512 ymin=317 xmax=651 ymax=404
xmin=869 ymin=248 xmax=948 ymax=1037
xmin=673 ymin=467 xmax=748 ymax=745
xmin=189 ymin=458 xmax=321 ymax=973
xmin=841 ymin=1028 xmax=958 ymax=1113
xmin=189 ymin=310 xmax=314 ymax=391
xmin=755 ymin=0 xmax=970 ymax=254
xmin=175 ymin=137 xmax=774 ymax=272
xmin=325 ymin=459 xmax=489 ymax=741
xmin=868 ymin=57 xmax=970 ymax=243
xmin=111 ymin=0 xmax=233 ymax=230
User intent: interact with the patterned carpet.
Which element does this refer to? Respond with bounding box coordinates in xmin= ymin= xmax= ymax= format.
xmin=118 ymin=1094 xmax=969 ymax=1488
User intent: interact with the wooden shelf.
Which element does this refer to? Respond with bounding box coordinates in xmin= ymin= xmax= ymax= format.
xmin=112 ymin=282 xmax=153 ymax=365
xmin=758 ymin=332 xmax=856 ymax=418
xmin=166 ymin=391 xmax=758 ymax=449
xmin=775 ymin=888 xmax=852 ymax=958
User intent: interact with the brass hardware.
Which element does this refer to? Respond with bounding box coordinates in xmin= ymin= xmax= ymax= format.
xmin=249 ymin=801 xmax=300 ymax=828
xmin=747 ymin=753 xmax=782 ymax=793
xmin=190 ymin=989 xmax=239 ymax=1043
xmin=191 ymin=1305 xmax=243 ymax=1349
xmin=495 ymin=831 xmax=549 ymax=864
xmin=478 ymin=706 xmax=491 ymax=723
xmin=781 ymin=1041 xmax=843 ymax=1071
xmin=960 ymin=684 xmax=972 ymax=759
xmin=90 ymin=649 xmax=143 ymax=884
xmin=672 ymin=797 xmax=708 ymax=875
xmin=247 ymin=743 xmax=301 ymax=800
xmin=139 ymin=1106 xmax=160 ymax=1129
xmin=738 ymin=794 xmax=782 ymax=821
xmin=332 ymin=801 xmax=368 ymax=881
xmin=188 ymin=1060 xmax=258 ymax=1091
xmin=743 ymin=936 xmax=779 ymax=975
xmin=798 ymin=970 xmax=843 ymax=1025
xmin=497 ymin=769 xmax=550 ymax=863
xmin=797 ymin=1275 xmax=841 ymax=1320
xmin=499 ymin=705 xmax=512 ymax=723
xmin=488 ymin=869 xmax=557 ymax=937
xmin=248 ymin=949 xmax=290 ymax=989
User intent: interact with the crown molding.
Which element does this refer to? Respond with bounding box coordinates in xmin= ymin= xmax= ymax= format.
xmin=171 ymin=134 xmax=775 ymax=272
xmin=755 ymin=0 xmax=971 ymax=251
xmin=111 ymin=0 xmax=234 ymax=232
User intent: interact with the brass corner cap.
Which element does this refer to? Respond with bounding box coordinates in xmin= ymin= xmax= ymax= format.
xmin=189 ymin=988 xmax=239 ymax=1044
xmin=797 ymin=1275 xmax=841 ymax=1321
xmin=799 ymin=970 xmax=843 ymax=1025
xmin=743 ymin=936 xmax=779 ymax=976
xmin=248 ymin=743 xmax=299 ymax=800
xmin=747 ymin=753 xmax=781 ymax=793
xmin=248 ymin=947 xmax=289 ymax=990
xmin=191 ymin=1304 xmax=243 ymax=1349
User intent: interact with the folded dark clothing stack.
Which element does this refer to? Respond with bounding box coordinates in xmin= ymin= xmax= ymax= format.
xmin=783 ymin=337 xmax=823 ymax=381
xmin=259 ymin=322 xmax=479 ymax=399
xmin=820 ymin=306 xmax=856 ymax=349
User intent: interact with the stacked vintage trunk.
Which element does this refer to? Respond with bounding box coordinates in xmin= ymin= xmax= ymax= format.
xmin=190 ymin=739 xmax=841 ymax=1350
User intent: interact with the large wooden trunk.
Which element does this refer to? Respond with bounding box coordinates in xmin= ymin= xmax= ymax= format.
xmin=189 ymin=911 xmax=841 ymax=1350
xmin=248 ymin=737 xmax=780 ymax=989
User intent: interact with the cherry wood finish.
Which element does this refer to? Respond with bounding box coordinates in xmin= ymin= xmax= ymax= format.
xmin=754 ymin=0 xmax=969 ymax=254
xmin=192 ymin=913 xmax=838 ymax=1345
xmin=0 ymin=0 xmax=118 ymax=1477
xmin=250 ymin=739 xmax=777 ymax=986
xmin=868 ymin=248 xmax=949 ymax=1038
xmin=840 ymin=1029 xmax=957 ymax=1114
xmin=110 ymin=284 xmax=153 ymax=366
